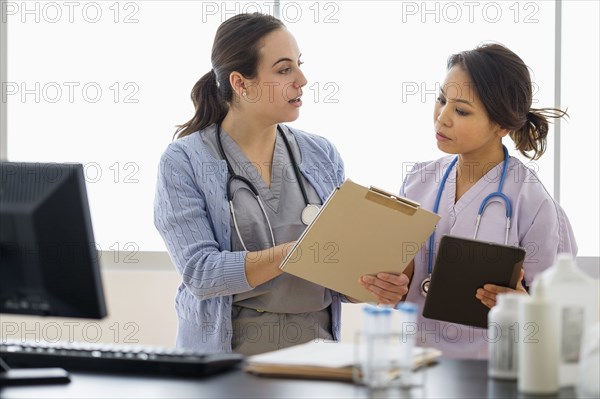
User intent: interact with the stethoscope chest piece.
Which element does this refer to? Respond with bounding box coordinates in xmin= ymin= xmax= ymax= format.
xmin=420 ymin=276 xmax=431 ymax=297
xmin=301 ymin=204 xmax=320 ymax=225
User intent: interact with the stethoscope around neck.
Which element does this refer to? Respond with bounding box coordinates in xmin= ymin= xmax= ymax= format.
xmin=215 ymin=123 xmax=321 ymax=251
xmin=420 ymin=145 xmax=513 ymax=297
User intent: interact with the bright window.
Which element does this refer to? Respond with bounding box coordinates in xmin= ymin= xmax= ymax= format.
xmin=561 ymin=0 xmax=599 ymax=256
xmin=4 ymin=1 xmax=598 ymax=257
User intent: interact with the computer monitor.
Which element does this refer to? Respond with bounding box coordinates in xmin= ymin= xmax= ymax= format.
xmin=0 ymin=161 xmax=107 ymax=384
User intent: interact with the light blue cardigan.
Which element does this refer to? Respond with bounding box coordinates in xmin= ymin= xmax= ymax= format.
xmin=154 ymin=124 xmax=346 ymax=353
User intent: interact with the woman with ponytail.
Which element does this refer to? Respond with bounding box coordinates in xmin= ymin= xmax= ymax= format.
xmin=154 ymin=13 xmax=408 ymax=355
xmin=400 ymin=43 xmax=577 ymax=359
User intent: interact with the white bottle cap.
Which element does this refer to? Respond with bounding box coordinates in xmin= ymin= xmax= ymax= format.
xmin=555 ymin=253 xmax=576 ymax=270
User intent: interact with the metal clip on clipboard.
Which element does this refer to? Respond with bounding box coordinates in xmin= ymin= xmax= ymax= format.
xmin=365 ymin=186 xmax=420 ymax=216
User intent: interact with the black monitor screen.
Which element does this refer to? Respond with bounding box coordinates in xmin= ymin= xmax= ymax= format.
xmin=0 ymin=162 xmax=106 ymax=319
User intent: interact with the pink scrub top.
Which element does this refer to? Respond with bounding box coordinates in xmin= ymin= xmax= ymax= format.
xmin=400 ymin=155 xmax=577 ymax=359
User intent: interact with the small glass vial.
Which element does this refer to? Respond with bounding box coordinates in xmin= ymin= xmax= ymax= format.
xmin=396 ymin=302 xmax=418 ymax=387
xmin=488 ymin=293 xmax=521 ymax=379
xmin=359 ymin=305 xmax=392 ymax=388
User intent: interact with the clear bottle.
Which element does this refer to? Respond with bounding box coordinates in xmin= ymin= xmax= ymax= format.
xmin=539 ymin=253 xmax=600 ymax=387
xmin=359 ymin=305 xmax=392 ymax=388
xmin=488 ymin=293 xmax=520 ymax=379
xmin=518 ymin=278 xmax=559 ymax=395
xmin=396 ymin=302 xmax=418 ymax=387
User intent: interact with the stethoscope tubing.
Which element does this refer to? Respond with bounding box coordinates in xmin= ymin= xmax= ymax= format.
xmin=215 ymin=123 xmax=315 ymax=251
xmin=427 ymin=145 xmax=513 ymax=276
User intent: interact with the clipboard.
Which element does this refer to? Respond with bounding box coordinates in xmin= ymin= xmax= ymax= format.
xmin=279 ymin=179 xmax=440 ymax=303
xmin=244 ymin=341 xmax=442 ymax=382
xmin=423 ymin=235 xmax=526 ymax=329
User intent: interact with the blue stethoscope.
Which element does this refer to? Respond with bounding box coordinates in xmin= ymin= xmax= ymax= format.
xmin=420 ymin=145 xmax=513 ymax=297
xmin=216 ymin=123 xmax=321 ymax=251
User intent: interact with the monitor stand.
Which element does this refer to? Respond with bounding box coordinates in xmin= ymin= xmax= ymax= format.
xmin=0 ymin=357 xmax=70 ymax=386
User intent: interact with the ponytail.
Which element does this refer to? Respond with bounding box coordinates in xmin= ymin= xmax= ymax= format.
xmin=173 ymin=13 xmax=285 ymax=140
xmin=509 ymin=108 xmax=568 ymax=160
xmin=448 ymin=43 xmax=569 ymax=161
xmin=174 ymin=70 xmax=228 ymax=139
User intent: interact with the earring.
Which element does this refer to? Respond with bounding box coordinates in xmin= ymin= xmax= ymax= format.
xmin=242 ymin=90 xmax=247 ymax=97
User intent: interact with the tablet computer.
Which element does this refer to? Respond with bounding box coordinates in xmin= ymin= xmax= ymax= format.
xmin=422 ymin=235 xmax=526 ymax=329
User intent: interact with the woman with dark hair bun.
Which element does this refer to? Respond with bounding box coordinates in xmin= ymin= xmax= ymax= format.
xmin=400 ymin=43 xmax=577 ymax=359
xmin=154 ymin=13 xmax=409 ymax=355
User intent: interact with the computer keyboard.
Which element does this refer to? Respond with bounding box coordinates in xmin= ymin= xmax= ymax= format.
xmin=0 ymin=340 xmax=244 ymax=378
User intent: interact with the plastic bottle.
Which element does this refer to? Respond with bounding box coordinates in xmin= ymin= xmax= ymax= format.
xmin=396 ymin=302 xmax=418 ymax=387
xmin=359 ymin=305 xmax=392 ymax=388
xmin=488 ymin=293 xmax=520 ymax=379
xmin=539 ymin=253 xmax=600 ymax=387
xmin=518 ymin=278 xmax=559 ymax=395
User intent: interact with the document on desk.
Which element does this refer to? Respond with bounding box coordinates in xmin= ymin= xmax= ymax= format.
xmin=280 ymin=179 xmax=440 ymax=303
xmin=244 ymin=341 xmax=442 ymax=381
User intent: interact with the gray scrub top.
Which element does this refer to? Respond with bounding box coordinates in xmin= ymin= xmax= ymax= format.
xmin=201 ymin=127 xmax=333 ymax=314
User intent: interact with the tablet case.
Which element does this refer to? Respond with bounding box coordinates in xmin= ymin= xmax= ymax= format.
xmin=422 ymin=235 xmax=526 ymax=329
xmin=279 ymin=179 xmax=440 ymax=303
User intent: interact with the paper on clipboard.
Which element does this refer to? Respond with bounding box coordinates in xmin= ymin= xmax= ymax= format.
xmin=244 ymin=340 xmax=442 ymax=382
xmin=280 ymin=179 xmax=440 ymax=303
